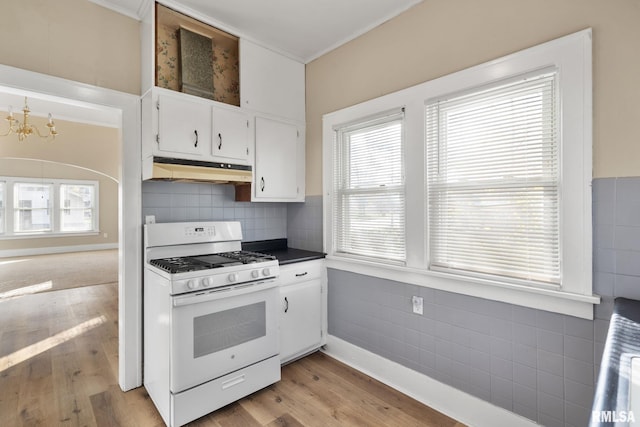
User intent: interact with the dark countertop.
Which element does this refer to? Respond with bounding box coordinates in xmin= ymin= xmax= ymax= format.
xmin=591 ymin=297 xmax=640 ymax=426
xmin=243 ymin=239 xmax=325 ymax=265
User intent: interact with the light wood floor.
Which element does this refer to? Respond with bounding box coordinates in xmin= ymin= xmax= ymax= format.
xmin=0 ymin=283 xmax=464 ymax=426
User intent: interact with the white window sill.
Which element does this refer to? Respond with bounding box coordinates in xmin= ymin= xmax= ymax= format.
xmin=326 ymin=255 xmax=600 ymax=320
xmin=0 ymin=231 xmax=100 ymax=240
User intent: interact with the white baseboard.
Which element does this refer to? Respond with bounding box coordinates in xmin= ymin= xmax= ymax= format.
xmin=0 ymin=243 xmax=118 ymax=258
xmin=322 ymin=335 xmax=539 ymax=427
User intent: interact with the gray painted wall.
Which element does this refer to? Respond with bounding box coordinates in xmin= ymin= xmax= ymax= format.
xmin=287 ymin=195 xmax=323 ymax=252
xmin=327 ymin=177 xmax=640 ymax=427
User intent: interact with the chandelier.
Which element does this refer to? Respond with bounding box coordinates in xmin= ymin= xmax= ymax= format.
xmin=1 ymin=97 xmax=58 ymax=142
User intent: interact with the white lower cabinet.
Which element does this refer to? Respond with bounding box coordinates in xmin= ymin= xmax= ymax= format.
xmin=278 ymin=260 xmax=325 ymax=364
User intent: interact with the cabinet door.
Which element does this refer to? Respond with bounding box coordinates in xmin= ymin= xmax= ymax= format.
xmin=240 ymin=39 xmax=305 ymax=122
xmin=279 ymin=279 xmax=322 ymax=363
xmin=157 ymin=94 xmax=210 ymax=157
xmin=255 ymin=117 xmax=299 ymax=199
xmin=212 ymin=108 xmax=250 ymax=163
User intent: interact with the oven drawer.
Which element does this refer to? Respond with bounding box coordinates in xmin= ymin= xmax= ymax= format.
xmin=279 ymin=259 xmax=325 ymax=286
xmin=171 ymin=355 xmax=281 ymax=427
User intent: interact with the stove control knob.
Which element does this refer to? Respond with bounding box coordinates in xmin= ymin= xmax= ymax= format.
xmin=228 ymin=273 xmax=238 ymax=283
xmin=187 ymin=279 xmax=198 ymax=290
xmin=262 ymin=267 xmax=271 ymax=277
xmin=202 ymin=277 xmax=212 ymax=288
xmin=251 ymin=270 xmax=260 ymax=279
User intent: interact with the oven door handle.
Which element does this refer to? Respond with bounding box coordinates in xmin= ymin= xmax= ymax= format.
xmin=172 ymin=280 xmax=278 ymax=307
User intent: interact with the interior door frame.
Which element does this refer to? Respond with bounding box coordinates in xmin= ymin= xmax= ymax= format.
xmin=0 ymin=64 xmax=142 ymax=391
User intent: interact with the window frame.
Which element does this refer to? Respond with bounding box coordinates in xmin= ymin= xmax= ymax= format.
xmin=426 ymin=70 xmax=562 ymax=288
xmin=332 ymin=109 xmax=407 ymax=264
xmin=0 ymin=176 xmax=100 ymax=238
xmin=323 ymin=29 xmax=596 ymax=319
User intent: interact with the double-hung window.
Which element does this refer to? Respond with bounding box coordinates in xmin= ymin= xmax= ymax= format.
xmin=0 ymin=177 xmax=99 ymax=237
xmin=426 ymin=71 xmax=560 ymax=287
xmin=324 ymin=29 xmax=594 ymax=317
xmin=333 ymin=110 xmax=406 ymax=263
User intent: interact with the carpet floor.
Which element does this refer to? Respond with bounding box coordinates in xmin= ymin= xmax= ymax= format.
xmin=0 ymin=249 xmax=118 ymax=299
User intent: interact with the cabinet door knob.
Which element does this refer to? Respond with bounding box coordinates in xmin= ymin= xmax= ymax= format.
xmin=260 ymin=177 xmax=265 ymax=192
xmin=284 ymin=297 xmax=289 ymax=313
xmin=218 ymin=133 xmax=222 ymax=150
xmin=194 ymin=130 xmax=198 ymax=147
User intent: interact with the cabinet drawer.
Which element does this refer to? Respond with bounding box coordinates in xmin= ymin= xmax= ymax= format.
xmin=172 ymin=355 xmax=280 ymax=427
xmin=278 ymin=259 xmax=324 ymax=286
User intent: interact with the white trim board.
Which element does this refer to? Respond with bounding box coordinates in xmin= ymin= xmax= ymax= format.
xmin=322 ymin=335 xmax=539 ymax=427
xmin=0 ymin=64 xmax=142 ymax=392
xmin=0 ymin=243 xmax=118 ymax=258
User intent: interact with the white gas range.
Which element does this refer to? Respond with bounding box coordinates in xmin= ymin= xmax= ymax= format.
xmin=143 ymin=221 xmax=281 ymax=427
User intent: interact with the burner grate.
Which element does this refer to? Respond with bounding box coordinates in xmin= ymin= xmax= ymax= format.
xmin=149 ymin=250 xmax=276 ymax=274
xmin=219 ymin=250 xmax=276 ymax=264
xmin=149 ymin=257 xmax=210 ymax=274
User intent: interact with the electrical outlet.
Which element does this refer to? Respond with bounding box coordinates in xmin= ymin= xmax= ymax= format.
xmin=412 ymin=296 xmax=423 ymax=315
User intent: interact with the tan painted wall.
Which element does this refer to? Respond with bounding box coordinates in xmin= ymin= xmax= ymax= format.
xmin=305 ymin=0 xmax=640 ymax=195
xmin=0 ymin=117 xmax=120 ymax=252
xmin=0 ymin=0 xmax=140 ymax=95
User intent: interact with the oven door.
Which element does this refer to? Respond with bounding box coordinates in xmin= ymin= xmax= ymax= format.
xmin=170 ymin=279 xmax=279 ymax=393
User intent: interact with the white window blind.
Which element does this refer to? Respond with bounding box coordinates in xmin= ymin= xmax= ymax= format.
xmin=426 ymin=72 xmax=560 ymax=286
xmin=334 ymin=110 xmax=406 ymax=262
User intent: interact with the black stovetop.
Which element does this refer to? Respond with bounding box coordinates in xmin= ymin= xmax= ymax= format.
xmin=149 ymin=250 xmax=276 ymax=274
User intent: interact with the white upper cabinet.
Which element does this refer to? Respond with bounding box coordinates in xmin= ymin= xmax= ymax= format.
xmin=254 ymin=117 xmax=304 ymax=201
xmin=157 ymin=93 xmax=210 ymax=157
xmin=140 ymin=3 xmax=307 ymax=201
xmin=240 ymin=39 xmax=306 ymax=123
xmin=143 ymin=88 xmax=252 ymax=167
xmin=212 ymin=107 xmax=250 ymax=163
